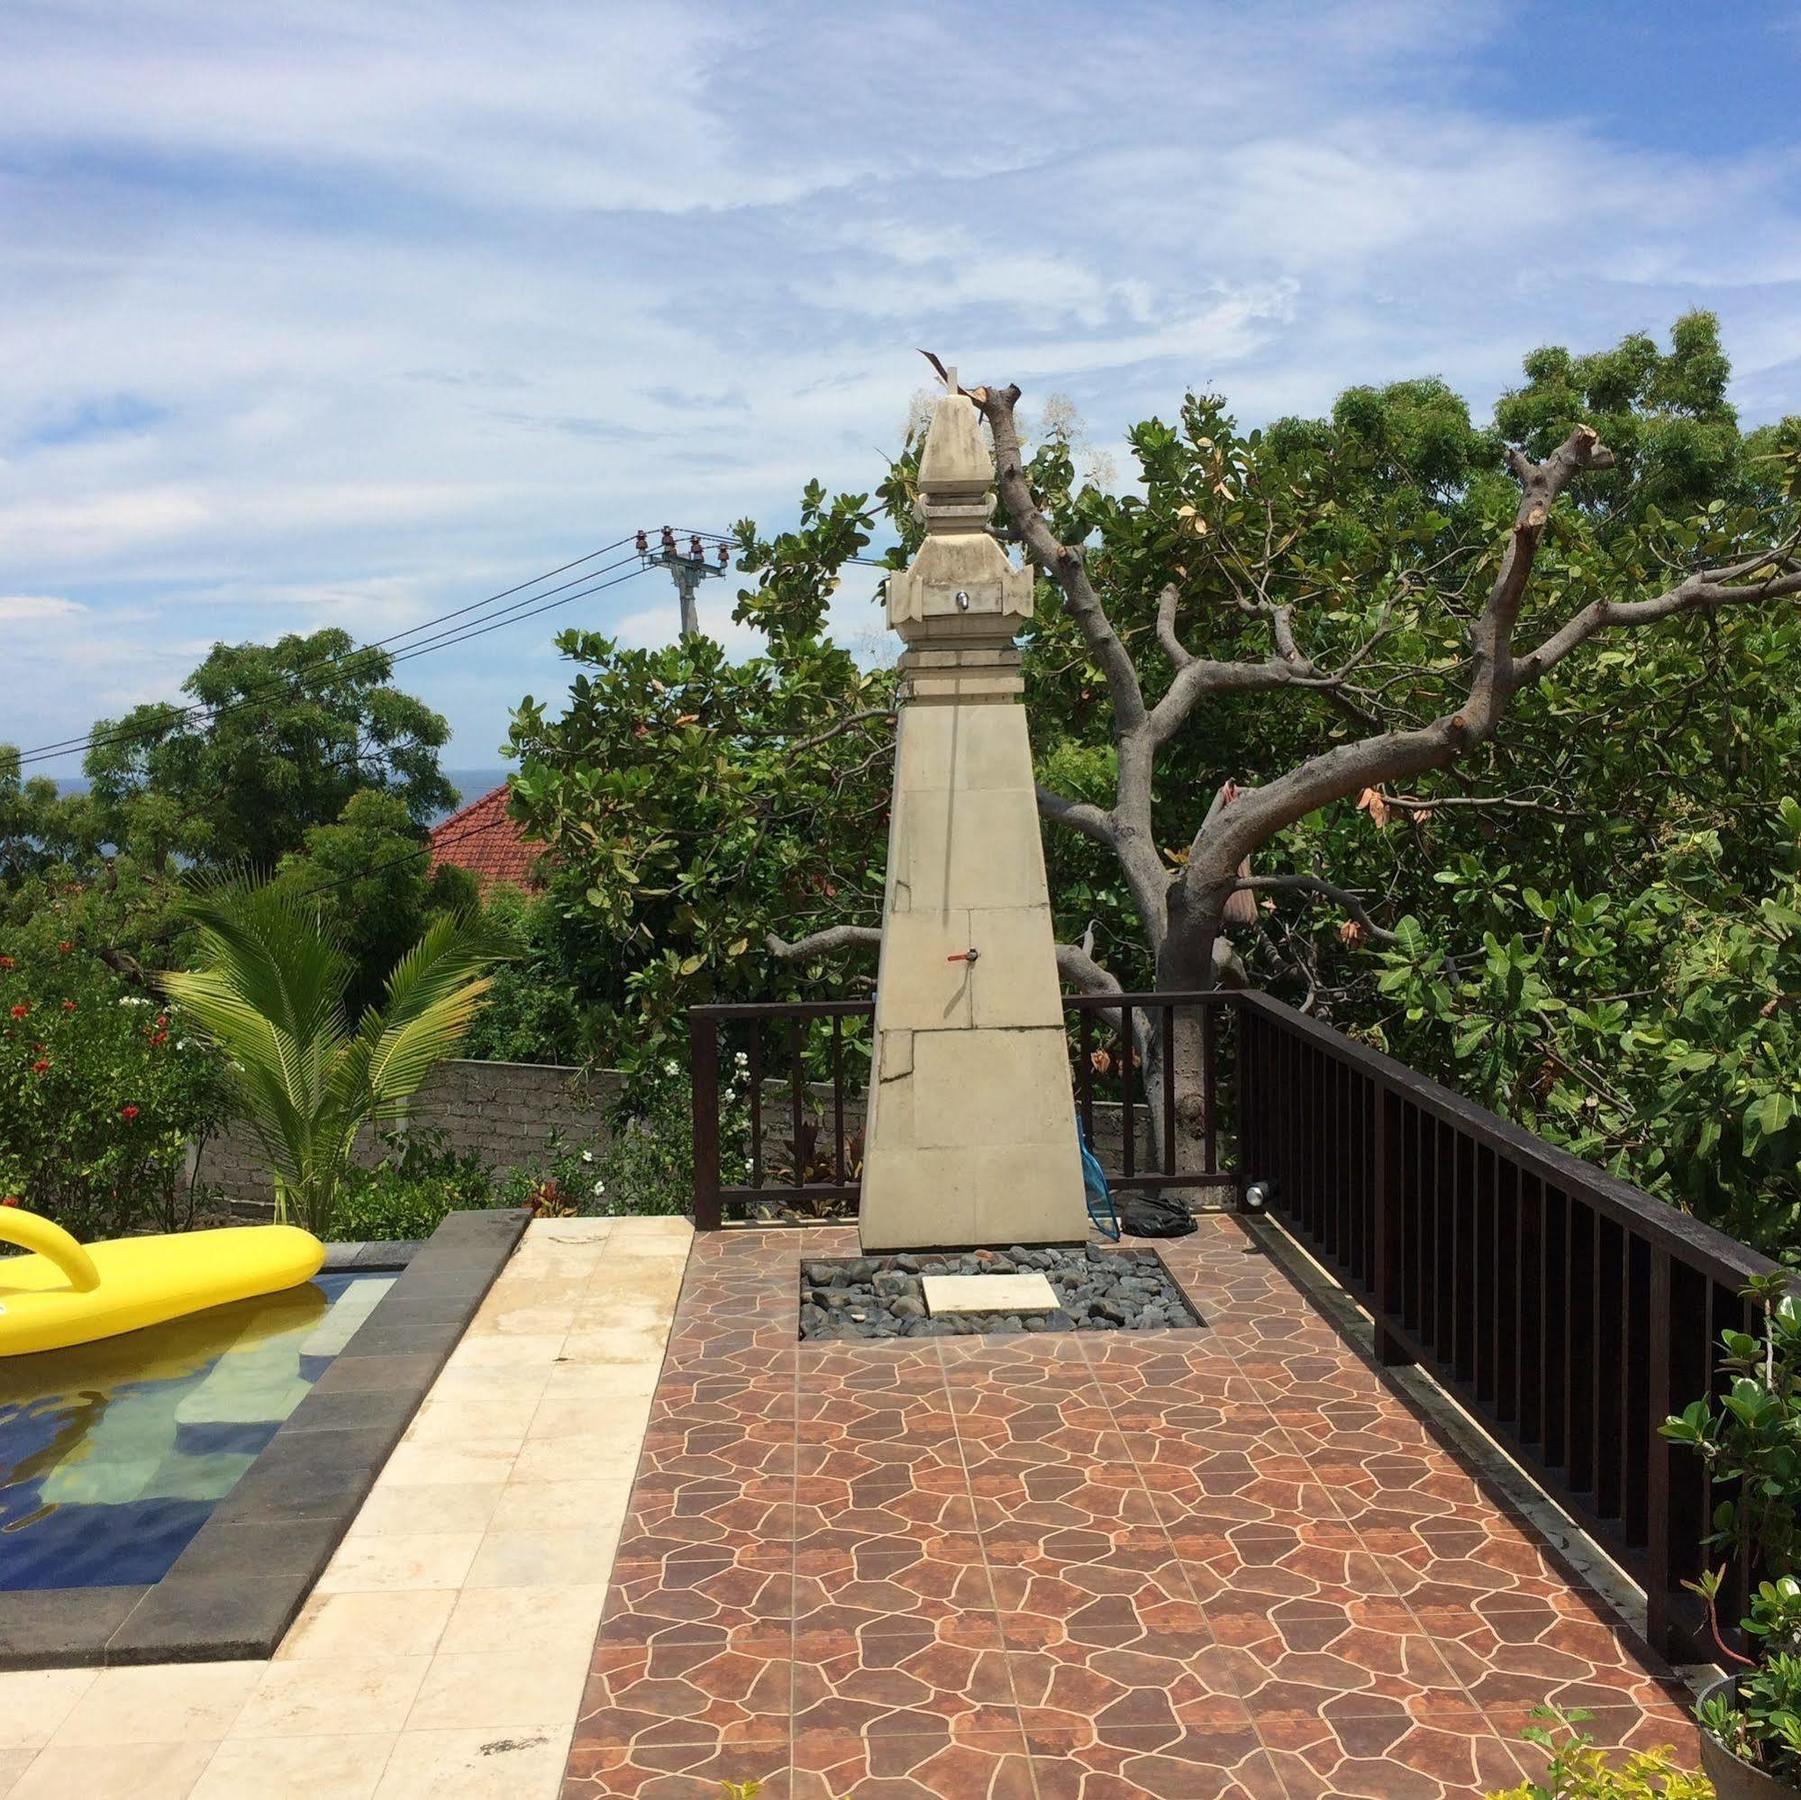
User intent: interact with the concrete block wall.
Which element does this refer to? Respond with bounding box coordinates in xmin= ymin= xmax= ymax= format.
xmin=202 ymin=1059 xmax=1157 ymax=1208
xmin=201 ymin=1058 xmax=625 ymax=1204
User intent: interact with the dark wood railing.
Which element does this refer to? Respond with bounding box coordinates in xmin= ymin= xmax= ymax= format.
xmin=689 ymin=987 xmax=1785 ymax=1659
xmin=689 ymin=991 xmax=1237 ymax=1228
xmin=1237 ymin=990 xmax=1782 ymax=1662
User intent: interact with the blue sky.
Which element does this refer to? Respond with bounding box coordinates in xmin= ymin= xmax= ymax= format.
xmin=3 ymin=1 xmax=1799 ymax=770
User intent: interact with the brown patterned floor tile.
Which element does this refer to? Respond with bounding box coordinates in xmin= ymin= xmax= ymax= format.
xmin=1179 ymin=1519 xmax=1404 ymax=1608
xmin=789 ymin=1619 xmax=1016 ymax=1736
xmin=562 ymin=1735 xmax=794 ymax=1797
xmin=565 ymin=1220 xmax=1689 ymax=1797
xmin=1489 ymin=1700 xmax=1704 ymax=1771
xmin=577 ymin=1636 xmax=794 ymax=1750
xmin=1431 ymin=1607 xmax=1694 ymax=1714
xmin=1028 ymin=1725 xmax=1288 ymax=1799
xmin=1259 ymin=1702 xmax=1527 ymax=1798
xmin=791 ymin=1547 xmax=1001 ymax=1641
xmin=599 ymin=1556 xmax=795 ymax=1646
xmin=790 ymin=1726 xmax=1037 ymax=1799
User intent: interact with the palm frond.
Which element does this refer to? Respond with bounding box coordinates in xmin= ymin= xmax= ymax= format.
xmin=165 ymin=885 xmax=500 ymax=1236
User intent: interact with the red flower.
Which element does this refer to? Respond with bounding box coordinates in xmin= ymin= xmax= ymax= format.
xmin=155 ymin=1014 xmax=168 ymax=1030
xmin=61 ymin=999 xmax=77 ymax=1013
xmin=57 ymin=941 xmax=73 ymax=955
xmin=9 ymin=1003 xmax=29 ymax=1020
xmin=119 ymin=1103 xmax=139 ymax=1122
xmin=0 ymin=1196 xmax=19 ymax=1208
xmin=30 ymin=1058 xmax=50 ymax=1075
xmin=0 ymin=955 xmax=13 ymax=970
xmin=150 ymin=1031 xmax=169 ymax=1047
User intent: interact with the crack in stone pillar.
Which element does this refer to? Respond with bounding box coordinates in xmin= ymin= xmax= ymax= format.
xmin=858 ymin=377 xmax=1087 ymax=1252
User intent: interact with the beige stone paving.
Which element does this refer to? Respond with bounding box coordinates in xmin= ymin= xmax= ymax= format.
xmin=0 ymin=1215 xmax=690 ymax=1799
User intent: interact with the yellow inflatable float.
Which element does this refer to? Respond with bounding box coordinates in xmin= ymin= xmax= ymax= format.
xmin=0 ymin=1206 xmax=325 ymax=1358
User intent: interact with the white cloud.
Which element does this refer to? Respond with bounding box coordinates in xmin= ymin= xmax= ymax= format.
xmin=1 ymin=0 xmax=1797 ymax=764
xmin=0 ymin=594 xmax=87 ymax=626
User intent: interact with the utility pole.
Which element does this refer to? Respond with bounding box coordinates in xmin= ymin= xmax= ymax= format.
xmin=636 ymin=528 xmax=730 ymax=639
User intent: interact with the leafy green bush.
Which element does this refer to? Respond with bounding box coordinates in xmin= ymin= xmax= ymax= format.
xmin=1663 ymin=1274 xmax=1801 ymax=1783
xmin=1487 ymin=1706 xmax=1712 ymax=1798
xmin=331 ymin=1128 xmax=498 ymax=1241
xmin=1661 ymin=1272 xmax=1801 ymax=1578
xmin=1376 ymin=797 xmax=1801 ymax=1261
xmin=457 ymin=885 xmax=591 ymax=1066
xmin=0 ymin=937 xmax=229 ymax=1237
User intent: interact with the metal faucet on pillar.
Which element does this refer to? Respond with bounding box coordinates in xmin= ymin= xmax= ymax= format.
xmin=858 ymin=372 xmax=1088 ymax=1252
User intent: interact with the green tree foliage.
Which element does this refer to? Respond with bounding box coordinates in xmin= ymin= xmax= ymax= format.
xmin=0 ymin=931 xmax=229 ymax=1237
xmin=508 ymin=483 xmax=894 ymax=1073
xmin=271 ymin=789 xmax=478 ymax=1020
xmin=456 ymin=884 xmax=592 ymax=1066
xmin=507 ymin=316 xmax=1801 ymax=1256
xmin=83 ymin=631 xmax=455 ymax=870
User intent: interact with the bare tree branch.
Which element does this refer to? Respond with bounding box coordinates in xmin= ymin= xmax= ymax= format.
xmin=978 ymin=384 xmax=1148 ymax=737
xmin=1037 ymin=784 xmax=1117 ymax=846
xmin=1056 ymin=942 xmax=1121 ymax=995
xmin=742 ymin=709 xmax=896 ymax=752
xmin=1228 ymin=874 xmax=1400 ymax=945
xmin=1155 ymin=584 xmax=1192 ymax=669
xmin=765 ymin=925 xmax=881 ymax=960
xmin=1517 ymin=553 xmax=1801 ymax=682
xmin=1184 ymin=426 xmax=1623 ymax=900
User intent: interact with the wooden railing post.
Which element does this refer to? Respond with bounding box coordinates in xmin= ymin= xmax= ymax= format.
xmin=1645 ymin=1245 xmax=1674 ymax=1656
xmin=1373 ymin=1080 xmax=1413 ymax=1367
xmin=690 ymin=1009 xmax=722 ymax=1231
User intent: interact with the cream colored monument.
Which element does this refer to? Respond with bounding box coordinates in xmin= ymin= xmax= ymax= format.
xmin=858 ymin=374 xmax=1088 ymax=1252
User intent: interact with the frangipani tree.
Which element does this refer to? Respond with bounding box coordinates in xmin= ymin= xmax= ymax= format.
xmin=162 ymin=882 xmax=499 ymax=1236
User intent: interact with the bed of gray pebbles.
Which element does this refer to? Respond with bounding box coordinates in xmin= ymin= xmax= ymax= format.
xmin=797 ymin=1245 xmax=1201 ymax=1341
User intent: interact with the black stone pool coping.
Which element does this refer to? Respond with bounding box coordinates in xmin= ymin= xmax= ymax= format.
xmin=0 ymin=1206 xmax=531 ymax=1670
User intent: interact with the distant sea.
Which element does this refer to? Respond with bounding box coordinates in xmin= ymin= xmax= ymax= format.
xmin=49 ymin=767 xmax=510 ymax=827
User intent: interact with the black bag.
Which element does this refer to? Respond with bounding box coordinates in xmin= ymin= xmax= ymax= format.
xmin=1115 ymin=1189 xmax=1198 ymax=1238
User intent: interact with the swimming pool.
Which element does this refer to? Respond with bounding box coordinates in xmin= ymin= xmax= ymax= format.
xmin=0 ymin=1271 xmax=392 ymax=1591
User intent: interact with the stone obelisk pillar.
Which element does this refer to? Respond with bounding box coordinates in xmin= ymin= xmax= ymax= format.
xmin=858 ymin=377 xmax=1088 ymax=1252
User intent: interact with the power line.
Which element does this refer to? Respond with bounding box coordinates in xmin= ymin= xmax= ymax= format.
xmin=674 ymin=526 xmax=895 ymax=570
xmin=11 ymin=537 xmax=641 ymax=771
xmin=383 ymin=561 xmax=655 ymax=669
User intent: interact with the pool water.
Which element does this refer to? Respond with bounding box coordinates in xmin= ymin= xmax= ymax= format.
xmin=0 ymin=1271 xmax=392 ymax=1590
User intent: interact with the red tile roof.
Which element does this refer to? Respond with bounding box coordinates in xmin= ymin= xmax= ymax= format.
xmin=428 ymin=784 xmax=545 ymax=893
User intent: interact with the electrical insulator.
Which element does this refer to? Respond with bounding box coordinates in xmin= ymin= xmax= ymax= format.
xmin=716 ymin=542 xmax=730 ymax=567
xmin=661 ymin=526 xmax=676 ymax=551
xmin=689 ymin=534 xmax=703 ymax=560
xmin=635 ymin=530 xmax=648 ymax=554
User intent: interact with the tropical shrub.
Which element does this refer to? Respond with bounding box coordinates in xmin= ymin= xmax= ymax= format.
xmin=163 ymin=881 xmax=500 ymax=1238
xmin=0 ymin=936 xmax=228 ymax=1236
xmin=330 ymin=1127 xmax=498 ymax=1241
xmin=1663 ymin=1274 xmax=1801 ymax=1783
xmin=1487 ymin=1706 xmax=1713 ymax=1798
xmin=456 ymin=884 xmax=592 ymax=1066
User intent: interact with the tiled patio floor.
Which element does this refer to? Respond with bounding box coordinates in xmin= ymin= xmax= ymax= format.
xmin=562 ymin=1216 xmax=1703 ymax=1800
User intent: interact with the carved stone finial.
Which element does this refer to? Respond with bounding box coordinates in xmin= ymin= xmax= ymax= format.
xmin=887 ymin=382 xmax=1031 ymax=650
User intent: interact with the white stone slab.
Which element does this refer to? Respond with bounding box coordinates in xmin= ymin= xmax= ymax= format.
xmin=922 ymin=1272 xmax=1059 ymax=1316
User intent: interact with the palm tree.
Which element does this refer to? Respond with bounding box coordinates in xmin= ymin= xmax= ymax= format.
xmin=162 ymin=880 xmax=499 ymax=1238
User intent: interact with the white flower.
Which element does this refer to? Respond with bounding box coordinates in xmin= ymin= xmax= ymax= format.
xmin=733 ymin=1051 xmax=748 ymax=1070
xmin=581 ymin=1150 xmax=593 ymax=1164
xmin=592 ymin=1179 xmax=606 ymax=1196
xmin=663 ymin=1060 xmax=680 ymax=1077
